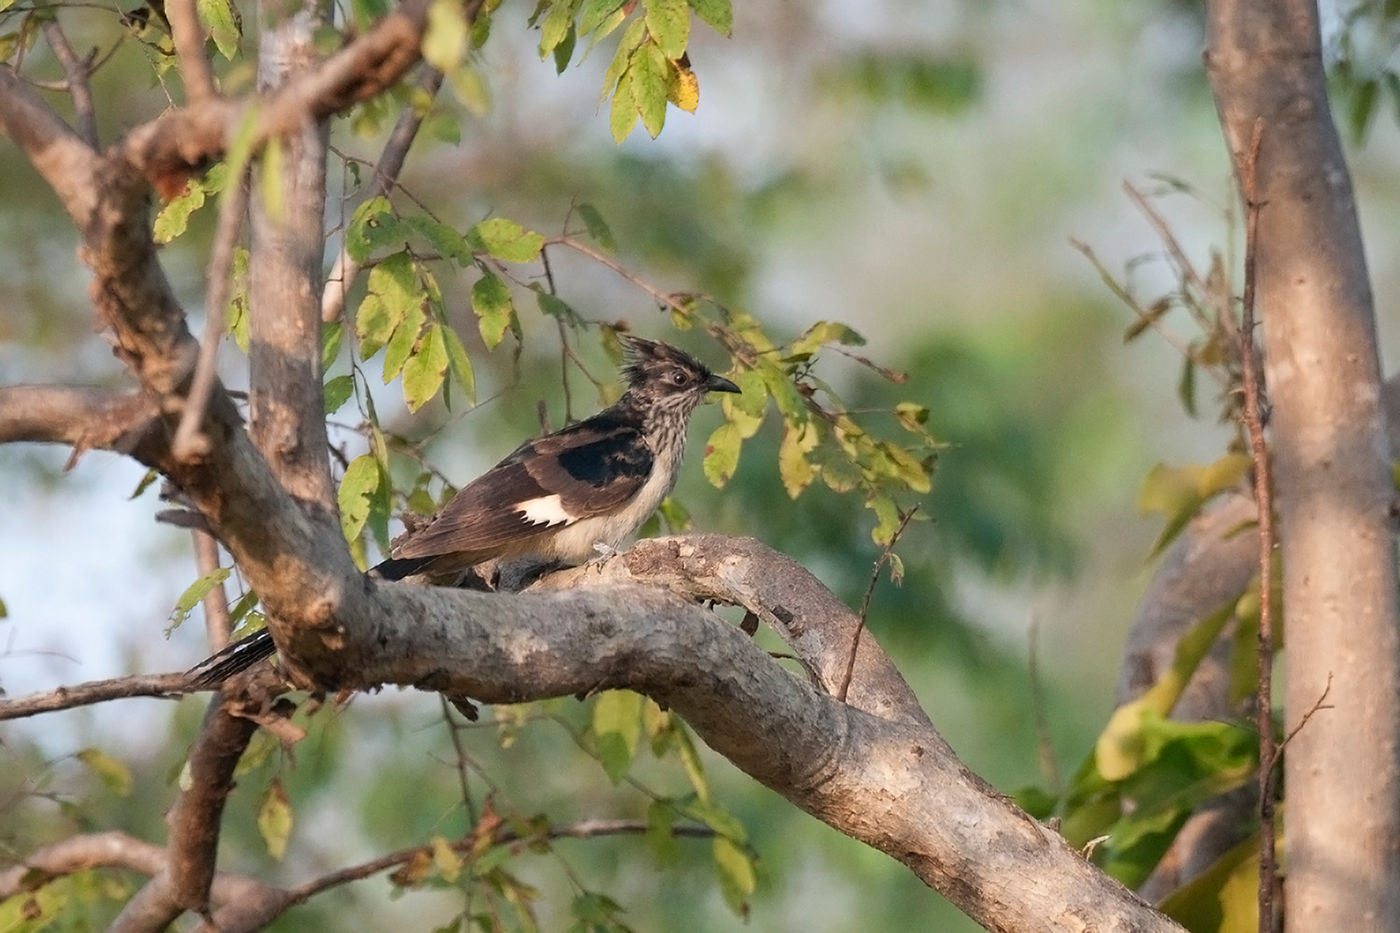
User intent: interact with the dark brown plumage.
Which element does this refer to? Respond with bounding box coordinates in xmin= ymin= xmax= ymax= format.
xmin=187 ymin=336 xmax=738 ymax=685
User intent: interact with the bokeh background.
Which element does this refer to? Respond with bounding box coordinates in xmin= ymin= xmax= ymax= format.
xmin=4 ymin=0 xmax=1400 ymax=929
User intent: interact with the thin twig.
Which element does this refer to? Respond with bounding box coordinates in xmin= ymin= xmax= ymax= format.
xmin=40 ymin=19 xmax=99 ymax=146
xmin=0 ymin=673 xmax=190 ymax=721
xmin=1123 ymin=180 xmax=1227 ymax=330
xmin=164 ymin=0 xmax=217 ymax=102
xmin=837 ymin=507 xmax=917 ymax=703
xmin=1236 ymin=118 xmax=1276 ymax=933
xmin=1027 ymin=612 xmax=1062 ymax=793
xmin=193 ymin=529 xmax=232 ymax=651
xmin=439 ymin=695 xmax=479 ymax=827
xmin=172 ymin=168 xmax=249 ymax=461
xmin=547 ymin=235 xmax=694 ymax=316
xmin=322 ymin=67 xmax=444 ymax=323
xmin=285 ymin=819 xmax=714 ymax=904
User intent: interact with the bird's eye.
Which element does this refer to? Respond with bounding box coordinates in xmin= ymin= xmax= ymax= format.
xmin=670 ymin=370 xmax=688 ymax=386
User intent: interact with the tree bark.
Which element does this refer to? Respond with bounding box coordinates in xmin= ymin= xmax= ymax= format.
xmin=1205 ymin=1 xmax=1400 ymax=929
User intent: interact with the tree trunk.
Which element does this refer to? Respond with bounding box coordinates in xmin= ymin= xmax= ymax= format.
xmin=1205 ymin=1 xmax=1400 ymax=929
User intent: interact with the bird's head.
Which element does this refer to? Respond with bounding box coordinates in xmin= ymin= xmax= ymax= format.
xmin=620 ymin=336 xmax=740 ymax=409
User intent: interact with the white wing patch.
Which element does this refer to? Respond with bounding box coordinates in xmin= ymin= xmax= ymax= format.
xmin=516 ymin=493 xmax=576 ymax=527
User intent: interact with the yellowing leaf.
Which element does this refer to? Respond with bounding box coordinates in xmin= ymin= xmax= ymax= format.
xmin=257 ymin=778 xmax=293 ymax=861
xmin=593 ymin=689 xmax=642 ymax=783
xmin=712 ymin=836 xmax=756 ymax=916
xmin=778 ymin=421 xmax=818 ymax=499
xmin=339 ymin=454 xmax=384 ymax=553
xmin=431 ymin=835 xmax=463 ymax=883
xmin=77 ymin=748 xmax=133 ymax=797
xmin=703 ymin=421 xmax=742 ymax=487
xmin=1094 ymin=602 xmax=1234 ymax=780
xmin=467 ymin=217 xmax=544 ymax=263
xmin=669 ymin=63 xmax=699 ymax=112
xmin=1138 ymin=454 xmax=1252 ymax=559
xmin=423 ymin=0 xmax=468 ymax=71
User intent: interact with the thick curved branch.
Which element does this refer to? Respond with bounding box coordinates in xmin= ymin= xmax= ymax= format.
xmin=0 ymin=385 xmax=164 ymax=464
xmin=537 ymin=536 xmax=931 ymax=728
xmin=250 ymin=536 xmax=1177 ymax=933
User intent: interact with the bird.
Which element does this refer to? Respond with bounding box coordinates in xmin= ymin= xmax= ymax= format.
xmin=187 ymin=336 xmax=740 ymax=686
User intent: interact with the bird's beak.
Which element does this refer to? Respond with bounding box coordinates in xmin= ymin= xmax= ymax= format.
xmin=705 ymin=373 xmax=741 ymax=395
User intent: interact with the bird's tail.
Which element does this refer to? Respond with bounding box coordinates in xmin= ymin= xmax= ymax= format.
xmin=185 ymin=556 xmax=438 ymax=687
xmin=186 ymin=628 xmax=277 ymax=687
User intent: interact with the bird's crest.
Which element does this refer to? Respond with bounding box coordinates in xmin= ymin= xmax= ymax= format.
xmin=620 ymin=335 xmax=713 ymax=391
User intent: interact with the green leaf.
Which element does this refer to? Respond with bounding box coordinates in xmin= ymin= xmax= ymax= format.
xmin=687 ymin=0 xmax=731 ymax=36
xmin=538 ymin=0 xmax=579 ymax=56
xmin=645 ymin=0 xmax=689 ymax=59
xmin=467 ymin=217 xmax=545 ymax=263
xmin=756 ymin=358 xmax=808 ymax=426
xmin=610 ymin=67 xmax=640 ymax=142
xmin=406 ymin=214 xmax=473 ymax=265
xmin=77 ymin=748 xmax=133 ymax=796
xmin=403 ymin=323 xmax=450 ymax=412
xmin=632 ymin=41 xmax=670 ymax=137
xmin=579 ymin=0 xmax=624 ymax=36
xmin=593 ymin=689 xmax=642 ymax=783
xmin=1138 ymin=454 xmax=1252 ymax=559
xmin=574 ymin=202 xmax=616 ymax=251
xmin=1160 ymin=833 xmax=1262 ymax=933
xmin=703 ymin=421 xmax=741 ymax=487
xmin=870 ymin=493 xmax=901 ymax=545
xmin=323 ymin=374 xmax=354 ymax=413
xmin=448 ymin=62 xmax=490 ymax=115
xmin=1094 ymin=602 xmax=1236 ymax=781
xmin=197 ymin=0 xmax=241 ymax=59
xmin=601 ymin=17 xmax=648 ymax=101
xmin=552 ymin=20 xmax=576 ymax=72
xmin=645 ymin=799 xmax=681 ymax=862
xmin=152 ymin=180 xmax=207 ymax=244
xmin=357 ymin=251 xmax=419 ymax=359
xmin=339 ymin=454 xmax=384 ymax=554
xmin=381 ymin=300 xmax=425 ymax=383
xmin=571 ymin=891 xmax=627 ymax=926
xmin=712 ymin=836 xmax=757 ymax=916
xmin=257 ymin=778 xmax=293 ymax=861
xmin=442 ymin=325 xmax=476 ymax=405
xmin=345 ymin=196 xmax=403 ymax=263
xmin=535 ymin=288 xmax=577 ymax=322
xmin=789 ymin=320 xmax=866 ymax=357
xmin=423 ymin=0 xmax=469 ymax=71
xmin=321 ymin=320 xmax=344 ymax=372
xmin=169 ymin=568 xmax=232 ymax=629
xmin=472 ymin=273 xmax=515 ymax=349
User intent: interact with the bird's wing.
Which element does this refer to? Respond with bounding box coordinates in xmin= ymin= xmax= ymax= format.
xmin=390 ymin=416 xmax=653 ymax=560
